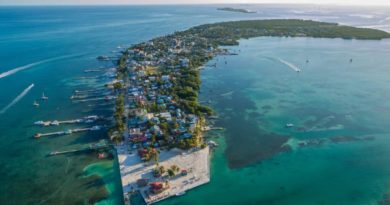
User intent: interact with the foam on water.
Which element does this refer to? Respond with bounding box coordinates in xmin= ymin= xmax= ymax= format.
xmin=277 ymin=58 xmax=302 ymax=72
xmin=0 ymin=54 xmax=82 ymax=79
xmin=0 ymin=83 xmax=34 ymax=114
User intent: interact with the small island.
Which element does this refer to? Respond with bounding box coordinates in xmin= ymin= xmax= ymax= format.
xmin=109 ymin=19 xmax=390 ymax=204
xmin=217 ymin=7 xmax=256 ymax=13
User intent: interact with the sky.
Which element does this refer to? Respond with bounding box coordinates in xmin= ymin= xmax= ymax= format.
xmin=1 ymin=0 xmax=390 ymax=6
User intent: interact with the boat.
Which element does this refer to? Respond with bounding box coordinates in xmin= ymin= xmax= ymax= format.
xmin=51 ymin=120 xmax=60 ymax=126
xmin=208 ymin=140 xmax=219 ymax=147
xmin=65 ymin=130 xmax=73 ymax=134
xmin=285 ymin=123 xmax=294 ymax=128
xmin=175 ymin=191 xmax=186 ymax=196
xmin=85 ymin=115 xmax=99 ymax=120
xmin=34 ymin=133 xmax=42 ymax=138
xmin=33 ymin=101 xmax=39 ymax=107
xmin=85 ymin=119 xmax=94 ymax=123
xmin=97 ymin=55 xmax=110 ymax=61
xmin=90 ymin=125 xmax=101 ymax=131
xmin=34 ymin=121 xmax=45 ymax=125
xmin=41 ymin=92 xmax=48 ymax=100
xmin=105 ymin=96 xmax=115 ymax=101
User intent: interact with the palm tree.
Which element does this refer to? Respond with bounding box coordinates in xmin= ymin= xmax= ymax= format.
xmin=171 ymin=165 xmax=180 ymax=174
xmin=159 ymin=166 xmax=166 ymax=175
xmin=167 ymin=169 xmax=175 ymax=177
xmin=150 ymin=148 xmax=160 ymax=166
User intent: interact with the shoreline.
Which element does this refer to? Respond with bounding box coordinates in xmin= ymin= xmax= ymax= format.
xmin=117 ymin=145 xmax=210 ymax=205
xmin=110 ymin=19 xmax=390 ymax=205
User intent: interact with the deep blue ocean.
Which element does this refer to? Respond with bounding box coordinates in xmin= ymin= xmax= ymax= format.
xmin=1 ymin=4 xmax=390 ymax=205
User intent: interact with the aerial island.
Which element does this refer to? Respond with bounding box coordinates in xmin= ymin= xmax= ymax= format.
xmin=217 ymin=7 xmax=256 ymax=13
xmin=108 ymin=19 xmax=390 ymax=204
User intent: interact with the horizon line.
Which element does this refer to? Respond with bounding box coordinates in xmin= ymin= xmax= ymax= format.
xmin=1 ymin=3 xmax=390 ymax=7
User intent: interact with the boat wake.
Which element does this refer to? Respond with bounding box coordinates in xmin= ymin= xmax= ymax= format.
xmin=0 ymin=83 xmax=34 ymax=114
xmin=277 ymin=58 xmax=302 ymax=72
xmin=0 ymin=54 xmax=81 ymax=79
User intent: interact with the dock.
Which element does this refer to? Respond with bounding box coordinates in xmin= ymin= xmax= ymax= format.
xmin=72 ymin=96 xmax=116 ymax=103
xmin=74 ymin=88 xmax=106 ymax=94
xmin=48 ymin=140 xmax=111 ymax=156
xmin=202 ymin=126 xmax=224 ymax=131
xmin=34 ymin=125 xmax=104 ymax=139
xmin=70 ymin=92 xmax=113 ymax=100
xmin=34 ymin=116 xmax=107 ymax=127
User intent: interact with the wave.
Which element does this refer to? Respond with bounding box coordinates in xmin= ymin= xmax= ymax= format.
xmin=261 ymin=56 xmax=301 ymax=72
xmin=0 ymin=54 xmax=81 ymax=79
xmin=0 ymin=83 xmax=34 ymax=114
xmin=276 ymin=58 xmax=302 ymax=72
xmin=349 ymin=14 xmax=375 ymax=19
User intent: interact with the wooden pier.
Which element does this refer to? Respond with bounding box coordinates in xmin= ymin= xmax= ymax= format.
xmin=48 ymin=140 xmax=111 ymax=156
xmin=34 ymin=116 xmax=107 ymax=127
xmin=34 ymin=125 xmax=104 ymax=139
xmin=72 ymin=96 xmax=116 ymax=103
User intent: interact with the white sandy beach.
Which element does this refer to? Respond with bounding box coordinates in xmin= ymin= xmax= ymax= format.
xmin=116 ymin=146 xmax=210 ymax=204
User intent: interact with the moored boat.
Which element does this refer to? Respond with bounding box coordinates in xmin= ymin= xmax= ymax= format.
xmin=285 ymin=123 xmax=294 ymax=128
xmin=41 ymin=92 xmax=48 ymax=100
xmin=175 ymin=191 xmax=186 ymax=196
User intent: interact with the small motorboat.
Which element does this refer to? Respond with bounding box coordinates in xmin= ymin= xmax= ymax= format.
xmin=41 ymin=92 xmax=48 ymax=100
xmin=208 ymin=140 xmax=219 ymax=147
xmin=90 ymin=125 xmax=101 ymax=131
xmin=285 ymin=123 xmax=294 ymax=128
xmin=34 ymin=121 xmax=44 ymax=125
xmin=50 ymin=120 xmax=60 ymax=126
xmin=97 ymin=55 xmax=110 ymax=61
xmin=175 ymin=191 xmax=186 ymax=196
xmin=33 ymin=101 xmax=39 ymax=107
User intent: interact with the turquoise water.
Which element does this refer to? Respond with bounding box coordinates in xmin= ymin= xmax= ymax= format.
xmin=159 ymin=37 xmax=390 ymax=205
xmin=1 ymin=5 xmax=390 ymax=205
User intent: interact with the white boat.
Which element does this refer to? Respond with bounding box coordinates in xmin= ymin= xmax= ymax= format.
xmin=97 ymin=55 xmax=110 ymax=61
xmin=85 ymin=115 xmax=99 ymax=120
xmin=33 ymin=101 xmax=39 ymax=107
xmin=285 ymin=123 xmax=294 ymax=128
xmin=41 ymin=92 xmax=48 ymax=100
xmin=208 ymin=140 xmax=219 ymax=147
xmin=90 ymin=125 xmax=101 ymax=131
xmin=51 ymin=120 xmax=60 ymax=126
xmin=175 ymin=191 xmax=186 ymax=196
xmin=34 ymin=121 xmax=45 ymax=125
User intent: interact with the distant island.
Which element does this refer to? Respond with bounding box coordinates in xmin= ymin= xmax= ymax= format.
xmin=217 ymin=7 xmax=256 ymax=13
xmin=110 ymin=19 xmax=390 ymax=204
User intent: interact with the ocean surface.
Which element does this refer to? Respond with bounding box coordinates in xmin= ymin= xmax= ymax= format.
xmin=1 ymin=4 xmax=390 ymax=205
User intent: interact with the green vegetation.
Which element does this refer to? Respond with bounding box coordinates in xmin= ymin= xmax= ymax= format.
xmin=153 ymin=165 xmax=166 ymax=177
xmin=112 ymin=19 xmax=390 ymax=148
xmin=141 ymin=147 xmax=160 ymax=163
xmin=163 ymin=19 xmax=389 ymax=118
xmin=186 ymin=19 xmax=390 ymax=43
xmin=167 ymin=165 xmax=180 ymax=177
